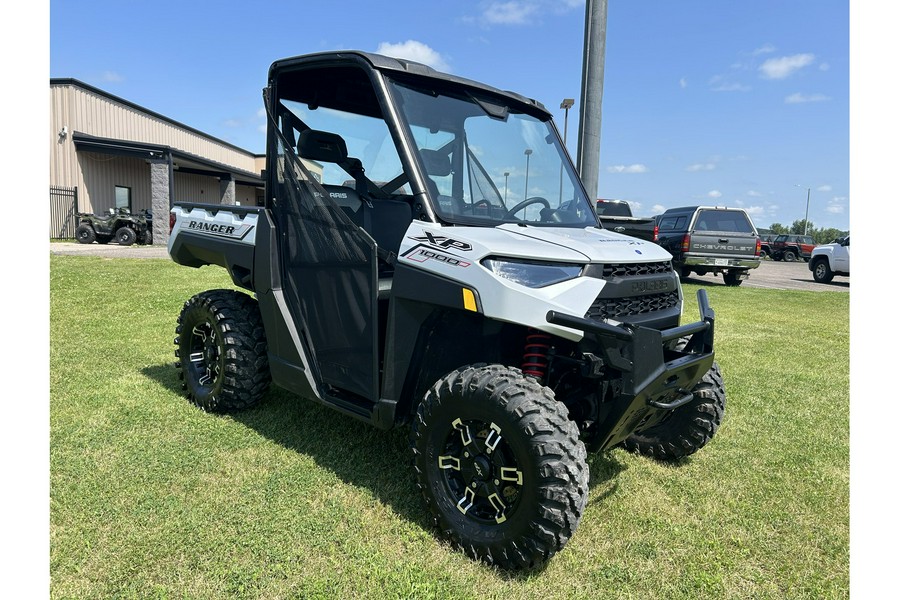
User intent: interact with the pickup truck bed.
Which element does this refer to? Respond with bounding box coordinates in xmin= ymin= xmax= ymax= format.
xmin=595 ymin=199 xmax=657 ymax=241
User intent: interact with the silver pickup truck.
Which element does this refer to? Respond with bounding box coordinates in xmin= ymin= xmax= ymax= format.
xmin=655 ymin=206 xmax=761 ymax=286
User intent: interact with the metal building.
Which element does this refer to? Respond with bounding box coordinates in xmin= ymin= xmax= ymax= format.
xmin=50 ymin=78 xmax=270 ymax=245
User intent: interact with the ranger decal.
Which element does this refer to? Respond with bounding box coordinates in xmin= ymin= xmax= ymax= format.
xmin=186 ymin=220 xmax=253 ymax=240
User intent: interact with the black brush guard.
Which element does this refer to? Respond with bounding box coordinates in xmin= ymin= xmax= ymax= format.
xmin=547 ymin=289 xmax=716 ymax=451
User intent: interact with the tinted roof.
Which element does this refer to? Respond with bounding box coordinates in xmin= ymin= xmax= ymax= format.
xmin=268 ymin=50 xmax=551 ymax=120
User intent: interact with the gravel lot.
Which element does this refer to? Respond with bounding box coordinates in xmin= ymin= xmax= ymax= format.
xmin=51 ymin=242 xmax=848 ymax=292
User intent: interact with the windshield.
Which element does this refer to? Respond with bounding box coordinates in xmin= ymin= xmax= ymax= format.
xmin=389 ymin=79 xmax=597 ymax=228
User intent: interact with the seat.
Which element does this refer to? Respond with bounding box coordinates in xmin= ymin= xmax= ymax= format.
xmin=297 ymin=130 xmax=412 ymax=278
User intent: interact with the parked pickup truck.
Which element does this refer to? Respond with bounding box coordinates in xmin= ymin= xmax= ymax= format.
xmin=809 ymin=236 xmax=850 ymax=283
xmin=595 ymin=199 xmax=658 ymax=241
xmin=655 ymin=206 xmax=761 ymax=286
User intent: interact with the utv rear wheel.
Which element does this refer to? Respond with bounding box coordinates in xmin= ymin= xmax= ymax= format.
xmin=411 ymin=365 xmax=588 ymax=570
xmin=623 ymin=361 xmax=726 ymax=461
xmin=175 ymin=289 xmax=270 ymax=412
xmin=75 ymin=224 xmax=96 ymax=244
xmin=783 ymin=249 xmax=797 ymax=262
xmin=115 ymin=226 xmax=136 ymax=246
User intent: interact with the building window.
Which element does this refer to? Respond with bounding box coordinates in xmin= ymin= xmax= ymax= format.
xmin=115 ymin=186 xmax=131 ymax=210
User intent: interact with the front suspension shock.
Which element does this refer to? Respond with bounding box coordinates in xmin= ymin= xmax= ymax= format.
xmin=522 ymin=329 xmax=552 ymax=381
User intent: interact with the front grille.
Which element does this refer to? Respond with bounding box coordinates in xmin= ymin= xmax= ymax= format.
xmin=585 ymin=290 xmax=680 ymax=321
xmin=598 ymin=261 xmax=673 ymax=278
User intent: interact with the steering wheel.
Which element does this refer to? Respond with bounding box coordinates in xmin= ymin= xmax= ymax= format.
xmin=504 ymin=196 xmax=551 ymax=220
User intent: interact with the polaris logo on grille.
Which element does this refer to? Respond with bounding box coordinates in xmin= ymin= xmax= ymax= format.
xmin=186 ymin=220 xmax=253 ymax=239
xmin=632 ymin=280 xmax=670 ymax=293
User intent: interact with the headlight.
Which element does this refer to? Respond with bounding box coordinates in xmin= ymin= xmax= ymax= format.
xmin=482 ymin=257 xmax=584 ymax=288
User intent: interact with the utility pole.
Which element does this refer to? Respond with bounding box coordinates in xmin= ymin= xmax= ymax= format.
xmin=576 ymin=0 xmax=608 ymax=201
xmin=795 ymin=184 xmax=811 ymax=235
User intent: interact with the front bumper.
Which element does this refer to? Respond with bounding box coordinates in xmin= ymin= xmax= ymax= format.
xmin=546 ymin=290 xmax=716 ymax=451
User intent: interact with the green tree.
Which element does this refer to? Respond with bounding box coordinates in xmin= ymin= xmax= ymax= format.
xmin=768 ymin=223 xmax=789 ymax=234
xmin=790 ymin=219 xmax=814 ymax=235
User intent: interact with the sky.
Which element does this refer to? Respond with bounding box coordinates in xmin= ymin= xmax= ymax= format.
xmin=46 ymin=0 xmax=851 ymax=232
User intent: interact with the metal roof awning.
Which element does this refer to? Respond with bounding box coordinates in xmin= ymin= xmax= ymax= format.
xmin=72 ymin=132 xmax=264 ymax=187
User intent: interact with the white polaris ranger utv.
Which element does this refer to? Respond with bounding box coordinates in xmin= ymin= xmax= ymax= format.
xmin=168 ymin=51 xmax=725 ymax=570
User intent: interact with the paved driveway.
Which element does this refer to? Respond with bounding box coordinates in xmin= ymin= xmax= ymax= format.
xmin=50 ymin=241 xmax=169 ymax=259
xmin=683 ymin=259 xmax=849 ymax=292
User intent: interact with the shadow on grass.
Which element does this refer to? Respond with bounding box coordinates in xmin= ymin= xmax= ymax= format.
xmin=142 ymin=363 xmax=632 ymax=576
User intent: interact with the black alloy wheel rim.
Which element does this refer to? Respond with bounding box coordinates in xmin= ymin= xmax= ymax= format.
xmin=187 ymin=321 xmax=222 ymax=391
xmin=437 ymin=418 xmax=524 ymax=525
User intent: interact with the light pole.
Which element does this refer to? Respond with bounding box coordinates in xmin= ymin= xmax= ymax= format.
xmin=795 ymin=184 xmax=811 ymax=235
xmin=504 ymin=172 xmax=510 ymax=203
xmin=560 ymin=98 xmax=575 ymax=146
xmin=559 ymin=99 xmax=575 ymax=203
xmin=524 ymin=149 xmax=533 ymax=199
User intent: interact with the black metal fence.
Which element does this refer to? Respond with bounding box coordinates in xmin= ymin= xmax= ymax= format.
xmin=50 ymin=186 xmax=78 ymax=239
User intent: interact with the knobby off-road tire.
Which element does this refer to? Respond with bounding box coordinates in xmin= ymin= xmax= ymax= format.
xmin=175 ymin=289 xmax=270 ymax=412
xmin=783 ymin=249 xmax=798 ymax=262
xmin=115 ymin=226 xmax=137 ymax=246
xmin=75 ymin=223 xmax=96 ymax=244
xmin=411 ymin=364 xmax=589 ymax=570
xmin=623 ymin=361 xmax=725 ymax=461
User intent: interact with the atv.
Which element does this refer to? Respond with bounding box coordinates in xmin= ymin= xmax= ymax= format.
xmin=75 ymin=207 xmax=153 ymax=246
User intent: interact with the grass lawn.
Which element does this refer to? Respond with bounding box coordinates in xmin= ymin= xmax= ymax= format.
xmin=50 ymin=254 xmax=849 ymax=599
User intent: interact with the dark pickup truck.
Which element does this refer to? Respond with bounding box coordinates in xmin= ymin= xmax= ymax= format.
xmin=595 ymin=199 xmax=658 ymax=241
xmin=656 ymin=205 xmax=761 ymax=286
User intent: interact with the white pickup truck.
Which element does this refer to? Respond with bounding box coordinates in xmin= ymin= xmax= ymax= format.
xmin=809 ymin=236 xmax=850 ymax=283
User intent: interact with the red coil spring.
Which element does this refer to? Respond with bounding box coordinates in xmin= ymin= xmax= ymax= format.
xmin=522 ymin=329 xmax=552 ymax=380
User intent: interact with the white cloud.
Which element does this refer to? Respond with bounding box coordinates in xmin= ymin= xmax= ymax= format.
xmin=607 ymin=164 xmax=648 ymax=174
xmin=747 ymin=190 xmax=763 ymax=197
xmin=375 ymin=40 xmax=450 ymax=72
xmin=479 ymin=1 xmax=582 ymax=26
xmin=759 ymin=53 xmax=815 ymax=79
xmin=483 ymin=1 xmax=538 ymax=25
xmin=817 ymin=185 xmax=832 ymax=192
xmin=827 ymin=197 xmax=847 ymax=214
xmin=752 ymin=44 xmax=776 ymax=56
xmin=708 ymin=190 xmax=722 ymax=198
xmin=679 ymin=78 xmax=687 ymax=89
xmin=686 ymin=163 xmax=716 ymax=172
xmin=651 ymin=204 xmax=666 ymax=215
xmin=819 ymin=62 xmax=831 ymax=71
xmin=223 ymin=119 xmax=241 ymax=128
xmin=785 ymin=92 xmax=830 ymax=104
xmin=102 ymin=71 xmax=123 ymax=82
xmin=745 ymin=206 xmax=766 ymax=216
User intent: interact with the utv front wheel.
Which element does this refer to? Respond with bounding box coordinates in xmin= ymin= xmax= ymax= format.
xmin=623 ymin=362 xmax=725 ymax=461
xmin=175 ymin=289 xmax=270 ymax=412
xmin=411 ymin=365 xmax=588 ymax=570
